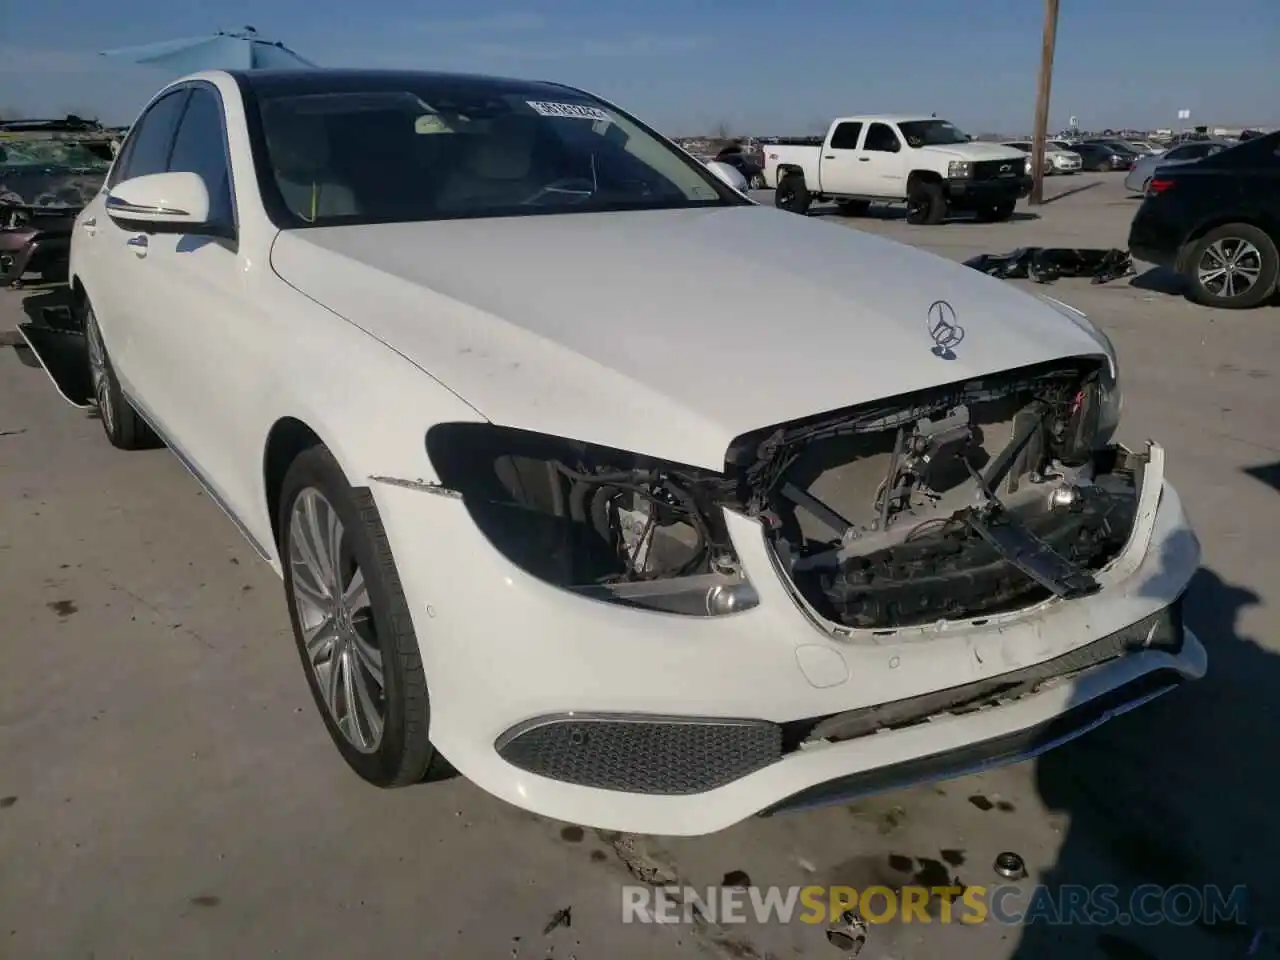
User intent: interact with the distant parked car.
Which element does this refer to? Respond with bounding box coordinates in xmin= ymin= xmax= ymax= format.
xmin=1128 ymin=131 xmax=1280 ymax=309
xmin=1002 ymin=141 xmax=1081 ymax=174
xmin=713 ymin=147 xmax=766 ymax=189
xmin=1070 ymin=141 xmax=1138 ymax=171
xmin=1124 ymin=139 xmax=1231 ymax=194
xmin=1123 ymin=140 xmax=1165 ymax=157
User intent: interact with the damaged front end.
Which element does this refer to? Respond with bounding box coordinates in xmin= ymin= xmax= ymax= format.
xmin=1 ymin=133 xmax=110 ymax=287
xmin=727 ymin=355 xmax=1133 ymax=630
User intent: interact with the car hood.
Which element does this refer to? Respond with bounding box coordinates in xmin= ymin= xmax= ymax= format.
xmin=270 ymin=206 xmax=1105 ymax=471
xmin=924 ymin=142 xmax=1026 ymax=162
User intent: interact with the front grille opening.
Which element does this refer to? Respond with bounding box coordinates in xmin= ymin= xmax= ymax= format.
xmin=730 ymin=357 xmax=1136 ymax=630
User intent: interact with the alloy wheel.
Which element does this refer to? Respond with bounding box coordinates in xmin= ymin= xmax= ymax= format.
xmin=289 ymin=487 xmax=385 ymax=753
xmin=1198 ymin=237 xmax=1263 ymax=301
xmin=85 ymin=310 xmax=114 ymax=435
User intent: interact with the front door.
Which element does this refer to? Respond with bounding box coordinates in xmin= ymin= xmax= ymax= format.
xmin=853 ymin=123 xmax=908 ymax=199
xmin=91 ymin=88 xmax=190 ymax=402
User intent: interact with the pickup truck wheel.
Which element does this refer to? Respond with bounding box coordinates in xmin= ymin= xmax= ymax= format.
xmin=906 ymin=180 xmax=945 ymax=225
xmin=748 ymin=172 xmax=766 ymax=190
xmin=775 ymin=174 xmax=811 ymax=214
xmin=1185 ymin=224 xmax=1279 ymax=310
xmin=280 ymin=445 xmax=448 ymax=788
xmin=84 ymin=303 xmax=159 ymax=450
xmin=836 ymin=199 xmax=871 ymax=216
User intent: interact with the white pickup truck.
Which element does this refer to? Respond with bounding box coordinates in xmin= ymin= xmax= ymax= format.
xmin=763 ymin=116 xmax=1033 ymax=224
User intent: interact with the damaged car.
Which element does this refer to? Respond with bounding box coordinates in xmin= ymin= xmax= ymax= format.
xmin=1 ymin=133 xmax=111 ymax=286
xmin=21 ymin=69 xmax=1205 ymax=837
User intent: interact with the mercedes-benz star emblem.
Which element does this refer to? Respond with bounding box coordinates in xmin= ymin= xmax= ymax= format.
xmin=927 ymin=300 xmax=964 ymax=359
xmin=999 ymin=163 xmax=1011 ymax=172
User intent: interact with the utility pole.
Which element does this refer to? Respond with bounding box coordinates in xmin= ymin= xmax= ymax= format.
xmin=1029 ymin=0 xmax=1060 ymax=205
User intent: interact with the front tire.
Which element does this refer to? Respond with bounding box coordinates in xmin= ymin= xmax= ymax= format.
xmin=1185 ymin=223 xmax=1279 ymax=310
xmin=84 ymin=303 xmax=159 ymax=450
xmin=774 ymin=172 xmax=811 ymax=214
xmin=748 ymin=172 xmax=766 ymax=190
xmin=906 ymin=180 xmax=946 ymax=225
xmin=279 ymin=445 xmax=445 ymax=787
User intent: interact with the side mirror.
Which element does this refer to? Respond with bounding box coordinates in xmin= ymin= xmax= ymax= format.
xmin=705 ymin=160 xmax=749 ymax=194
xmin=106 ymin=171 xmax=225 ymax=237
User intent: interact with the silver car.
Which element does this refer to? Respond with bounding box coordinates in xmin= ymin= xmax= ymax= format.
xmin=1124 ymin=139 xmax=1231 ymax=193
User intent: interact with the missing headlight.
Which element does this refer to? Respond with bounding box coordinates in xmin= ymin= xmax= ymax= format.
xmin=425 ymin=423 xmax=759 ymax=616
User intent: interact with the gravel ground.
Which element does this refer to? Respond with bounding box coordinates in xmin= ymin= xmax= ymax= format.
xmin=2 ymin=172 xmax=1278 ymax=959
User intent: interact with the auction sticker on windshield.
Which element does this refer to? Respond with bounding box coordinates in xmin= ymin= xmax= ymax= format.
xmin=527 ymin=101 xmax=612 ymax=122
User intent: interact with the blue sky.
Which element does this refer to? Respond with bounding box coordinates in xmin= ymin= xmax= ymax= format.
xmin=0 ymin=0 xmax=1275 ymax=134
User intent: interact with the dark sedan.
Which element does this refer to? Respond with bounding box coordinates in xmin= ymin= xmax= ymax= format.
xmin=1071 ymin=141 xmax=1139 ymax=171
xmin=1128 ymin=131 xmax=1280 ymax=309
xmin=714 ymin=147 xmax=766 ymax=189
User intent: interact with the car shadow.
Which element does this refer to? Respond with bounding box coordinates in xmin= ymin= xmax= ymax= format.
xmin=1242 ymin=459 xmax=1280 ymax=493
xmin=1038 ymin=181 xmax=1102 ymax=205
xmin=809 ymin=205 xmax=1041 ymax=224
xmin=1129 ymin=266 xmax=1186 ymax=297
xmin=1011 ymin=529 xmax=1273 ymax=959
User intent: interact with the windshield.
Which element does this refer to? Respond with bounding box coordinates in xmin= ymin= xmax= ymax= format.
xmin=249 ymin=80 xmax=743 ymax=226
xmin=0 ymin=140 xmax=110 ymax=170
xmin=898 ymin=119 xmax=970 ymax=147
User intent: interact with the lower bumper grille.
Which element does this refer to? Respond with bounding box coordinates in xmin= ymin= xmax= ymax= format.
xmin=495 ymin=715 xmax=782 ymax=794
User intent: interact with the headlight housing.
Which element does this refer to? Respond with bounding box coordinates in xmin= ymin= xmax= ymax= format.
xmin=425 ymin=423 xmax=759 ymax=616
xmin=1038 ymin=296 xmax=1123 ymax=444
xmin=947 ymin=160 xmax=973 ymax=178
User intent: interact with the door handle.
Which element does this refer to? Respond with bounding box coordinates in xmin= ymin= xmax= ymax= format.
xmin=858 ymin=157 xmax=871 ymax=162
xmin=126 ymin=234 xmax=149 ymax=258
xmin=824 ymin=154 xmax=836 ymax=159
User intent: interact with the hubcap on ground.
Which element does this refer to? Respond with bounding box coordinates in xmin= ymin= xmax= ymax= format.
xmin=289 ymin=487 xmax=385 ymax=753
xmin=85 ymin=312 xmax=113 ymax=434
xmin=1198 ymin=238 xmax=1263 ymax=300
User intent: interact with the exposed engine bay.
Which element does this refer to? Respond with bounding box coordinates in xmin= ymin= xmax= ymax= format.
xmin=730 ymin=356 xmax=1136 ymax=628
xmin=426 ymin=356 xmax=1136 ymax=627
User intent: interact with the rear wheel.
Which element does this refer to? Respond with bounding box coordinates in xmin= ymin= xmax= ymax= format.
xmin=905 ymin=180 xmax=945 ymax=225
xmin=1185 ymin=223 xmax=1279 ymax=310
xmin=774 ymin=172 xmax=811 ymax=214
xmin=84 ymin=303 xmax=159 ymax=450
xmin=280 ymin=445 xmax=448 ymax=787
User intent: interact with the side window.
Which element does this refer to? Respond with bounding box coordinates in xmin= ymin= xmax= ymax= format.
xmin=167 ymin=87 xmax=236 ymax=226
xmin=110 ymin=90 xmax=189 ymax=185
xmin=829 ymin=122 xmax=863 ymax=150
xmin=863 ymin=123 xmax=900 ymax=153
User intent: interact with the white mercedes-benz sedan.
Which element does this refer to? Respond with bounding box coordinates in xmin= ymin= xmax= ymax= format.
xmin=25 ymin=68 xmax=1204 ymax=836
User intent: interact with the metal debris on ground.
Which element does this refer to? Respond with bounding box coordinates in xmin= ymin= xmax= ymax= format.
xmin=992 ymin=851 xmax=1027 ymax=881
xmin=963 ymin=247 xmax=1134 ymax=285
xmin=542 ymin=905 xmax=572 ymax=935
xmin=825 ymin=909 xmax=868 ymax=955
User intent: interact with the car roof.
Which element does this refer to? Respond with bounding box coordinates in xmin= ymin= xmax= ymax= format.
xmin=222 ymin=67 xmax=585 ymax=101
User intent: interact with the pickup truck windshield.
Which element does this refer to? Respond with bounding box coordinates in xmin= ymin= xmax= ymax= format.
xmin=251 ymin=80 xmax=743 ymax=226
xmin=898 ymin=120 xmax=970 ymax=147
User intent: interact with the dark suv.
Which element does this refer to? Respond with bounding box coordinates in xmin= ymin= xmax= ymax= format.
xmin=1127 ymin=131 xmax=1280 ymax=309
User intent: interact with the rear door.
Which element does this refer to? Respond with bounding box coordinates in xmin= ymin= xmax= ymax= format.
xmin=815 ymin=121 xmax=864 ymax=194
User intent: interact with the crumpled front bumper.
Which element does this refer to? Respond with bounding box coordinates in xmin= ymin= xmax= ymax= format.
xmin=370 ymin=443 xmax=1203 ymax=836
xmin=0 ymin=223 xmax=72 ymax=286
